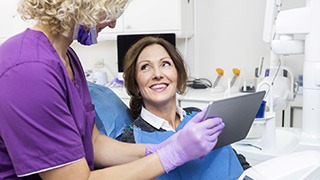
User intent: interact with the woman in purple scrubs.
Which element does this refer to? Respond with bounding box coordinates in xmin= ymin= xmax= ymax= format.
xmin=0 ymin=0 xmax=224 ymax=179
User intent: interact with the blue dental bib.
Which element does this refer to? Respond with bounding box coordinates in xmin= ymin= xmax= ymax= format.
xmin=134 ymin=114 xmax=243 ymax=180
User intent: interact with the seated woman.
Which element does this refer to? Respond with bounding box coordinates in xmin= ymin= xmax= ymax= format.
xmin=120 ymin=36 xmax=249 ymax=179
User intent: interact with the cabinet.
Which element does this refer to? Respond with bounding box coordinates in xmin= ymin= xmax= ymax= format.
xmin=110 ymin=86 xmax=244 ymax=110
xmin=0 ymin=0 xmax=194 ymax=43
xmin=110 ymin=86 xmax=259 ymax=110
xmin=110 ymin=87 xmax=224 ymax=108
xmin=98 ymin=0 xmax=194 ymax=41
xmin=178 ymin=89 xmax=230 ymax=109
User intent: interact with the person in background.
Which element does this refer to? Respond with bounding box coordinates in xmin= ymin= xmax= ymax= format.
xmin=0 ymin=0 xmax=225 ymax=179
xmin=120 ymin=36 xmax=249 ymax=179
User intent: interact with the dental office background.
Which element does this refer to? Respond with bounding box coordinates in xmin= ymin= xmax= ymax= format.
xmin=0 ymin=0 xmax=304 ymax=126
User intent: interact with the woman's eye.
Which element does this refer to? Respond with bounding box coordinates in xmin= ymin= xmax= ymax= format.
xmin=141 ymin=64 xmax=150 ymax=70
xmin=162 ymin=61 xmax=171 ymax=67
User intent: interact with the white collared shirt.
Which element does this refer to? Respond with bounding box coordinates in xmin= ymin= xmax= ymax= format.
xmin=140 ymin=106 xmax=186 ymax=132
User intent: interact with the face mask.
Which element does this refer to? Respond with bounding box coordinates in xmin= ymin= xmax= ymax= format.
xmin=73 ymin=25 xmax=98 ymax=46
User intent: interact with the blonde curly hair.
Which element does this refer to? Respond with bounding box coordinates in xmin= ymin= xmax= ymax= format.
xmin=17 ymin=0 xmax=129 ymax=37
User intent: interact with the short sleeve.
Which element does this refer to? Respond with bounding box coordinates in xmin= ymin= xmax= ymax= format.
xmin=0 ymin=62 xmax=84 ymax=176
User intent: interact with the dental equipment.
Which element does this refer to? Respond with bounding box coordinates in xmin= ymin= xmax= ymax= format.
xmin=230 ymin=68 xmax=240 ymax=87
xmin=212 ymin=68 xmax=224 ymax=88
xmin=237 ymin=0 xmax=320 ymax=178
xmin=261 ymin=0 xmax=320 ymax=147
xmin=255 ymin=57 xmax=264 ymax=78
xmin=239 ymin=150 xmax=320 ymax=180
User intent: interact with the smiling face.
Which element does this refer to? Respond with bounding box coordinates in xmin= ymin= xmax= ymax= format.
xmin=135 ymin=44 xmax=178 ymax=108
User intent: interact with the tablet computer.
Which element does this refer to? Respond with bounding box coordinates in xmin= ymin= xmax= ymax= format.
xmin=204 ymin=91 xmax=266 ymax=149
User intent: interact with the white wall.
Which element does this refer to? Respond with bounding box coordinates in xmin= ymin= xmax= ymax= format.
xmin=193 ymin=0 xmax=305 ymax=88
xmin=71 ymin=41 xmax=119 ymax=82
xmin=194 ymin=0 xmax=267 ymax=86
xmin=71 ymin=0 xmax=305 ymax=86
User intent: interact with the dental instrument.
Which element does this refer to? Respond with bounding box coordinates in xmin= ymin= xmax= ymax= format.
xmin=212 ymin=68 xmax=224 ymax=88
xmin=230 ymin=68 xmax=240 ymax=87
xmin=255 ymin=57 xmax=264 ymax=78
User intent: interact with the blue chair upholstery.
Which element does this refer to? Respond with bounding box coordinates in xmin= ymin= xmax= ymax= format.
xmin=87 ymin=82 xmax=132 ymax=139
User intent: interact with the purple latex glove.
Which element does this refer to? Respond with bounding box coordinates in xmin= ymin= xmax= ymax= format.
xmin=145 ymin=108 xmax=220 ymax=155
xmin=75 ymin=25 xmax=98 ymax=46
xmin=153 ymin=109 xmax=224 ymax=173
xmin=146 ymin=109 xmax=209 ymax=155
xmin=146 ymin=130 xmax=181 ymax=156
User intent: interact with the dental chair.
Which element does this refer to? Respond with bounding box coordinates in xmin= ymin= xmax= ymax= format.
xmin=238 ymin=150 xmax=320 ymax=180
xmin=88 ymin=82 xmax=132 ymax=139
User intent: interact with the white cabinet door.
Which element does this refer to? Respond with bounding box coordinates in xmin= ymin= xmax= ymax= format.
xmin=123 ymin=0 xmax=180 ymax=33
xmin=98 ymin=0 xmax=193 ymax=41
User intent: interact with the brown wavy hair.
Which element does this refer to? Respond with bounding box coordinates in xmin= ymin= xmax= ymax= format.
xmin=17 ymin=0 xmax=129 ymax=37
xmin=123 ymin=36 xmax=188 ymax=120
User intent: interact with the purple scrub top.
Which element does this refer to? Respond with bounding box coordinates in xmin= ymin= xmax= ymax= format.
xmin=0 ymin=29 xmax=95 ymax=179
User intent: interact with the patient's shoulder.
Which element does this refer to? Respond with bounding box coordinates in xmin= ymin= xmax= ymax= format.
xmin=120 ymin=125 xmax=135 ymax=143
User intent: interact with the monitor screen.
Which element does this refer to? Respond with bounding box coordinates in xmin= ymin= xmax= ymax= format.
xmin=116 ymin=33 xmax=176 ymax=79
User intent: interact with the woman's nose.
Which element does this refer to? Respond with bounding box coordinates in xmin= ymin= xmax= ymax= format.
xmin=108 ymin=20 xmax=117 ymax=29
xmin=153 ymin=68 xmax=163 ymax=80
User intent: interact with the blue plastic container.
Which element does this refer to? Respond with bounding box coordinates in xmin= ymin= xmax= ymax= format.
xmin=256 ymin=100 xmax=266 ymax=118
